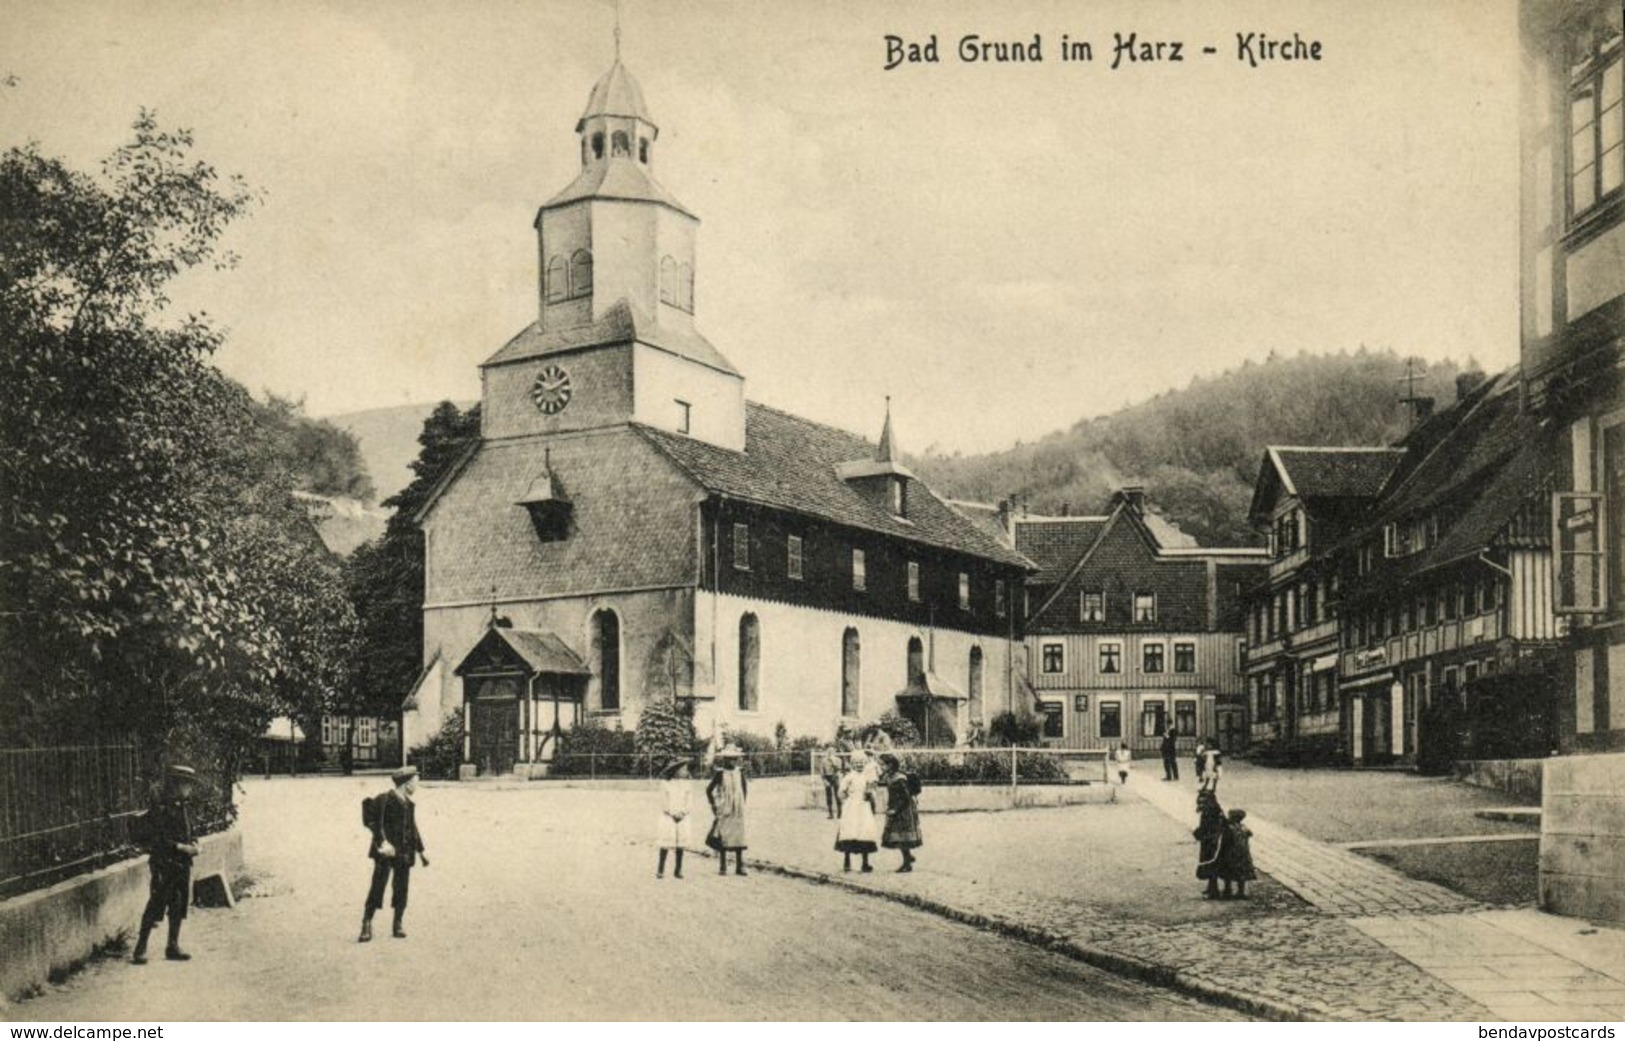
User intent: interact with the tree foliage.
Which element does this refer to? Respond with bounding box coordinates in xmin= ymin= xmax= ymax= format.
xmin=343 ymin=401 xmax=480 ymax=715
xmin=251 ymin=393 xmax=375 ymax=502
xmin=914 ymin=349 xmax=1470 ymax=546
xmin=0 ymin=113 xmax=355 ymax=759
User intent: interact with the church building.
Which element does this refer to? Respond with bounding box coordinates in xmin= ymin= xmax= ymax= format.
xmin=401 ymin=55 xmax=1033 ymax=774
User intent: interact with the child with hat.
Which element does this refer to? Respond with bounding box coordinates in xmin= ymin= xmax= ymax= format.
xmin=655 ymin=758 xmax=692 ymax=879
xmin=359 ymin=765 xmax=428 ymax=942
xmin=132 ymin=764 xmax=201 ymax=964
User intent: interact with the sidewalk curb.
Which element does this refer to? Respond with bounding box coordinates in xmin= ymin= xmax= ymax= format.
xmin=689 ymin=846 xmax=1313 ymax=1022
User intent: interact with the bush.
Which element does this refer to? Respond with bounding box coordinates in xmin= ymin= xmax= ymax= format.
xmin=902 ymin=749 xmax=1070 ymax=785
xmin=986 ymin=711 xmax=1042 ymax=747
xmin=728 ymin=728 xmax=798 ymax=776
xmin=551 ymin=717 xmax=644 ymax=777
xmin=861 ymin=710 xmax=920 ymax=748
xmin=634 ymin=697 xmax=697 ymax=763
xmin=408 ymin=708 xmax=464 ymax=781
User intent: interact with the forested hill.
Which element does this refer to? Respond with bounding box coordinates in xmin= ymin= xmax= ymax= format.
xmin=912 ymin=350 xmax=1474 ymax=547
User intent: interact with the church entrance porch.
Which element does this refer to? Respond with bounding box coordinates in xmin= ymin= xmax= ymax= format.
xmin=454 ymin=623 xmax=591 ymax=777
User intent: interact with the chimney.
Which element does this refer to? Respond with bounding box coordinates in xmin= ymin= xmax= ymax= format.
xmin=997 ymin=497 xmax=1012 ymax=533
xmin=1413 ymin=397 xmax=1435 ymax=424
xmin=1456 ymin=370 xmax=1487 ymax=400
xmin=1060 ymin=501 xmax=1071 ymax=518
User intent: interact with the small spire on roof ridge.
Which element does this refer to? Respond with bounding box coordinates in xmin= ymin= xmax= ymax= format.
xmin=613 ymin=0 xmax=622 ymax=60
xmin=877 ymin=395 xmax=896 ymax=463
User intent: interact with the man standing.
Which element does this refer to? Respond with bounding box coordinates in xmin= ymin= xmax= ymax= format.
xmin=1160 ymin=725 xmax=1180 ymax=782
xmin=132 ymin=764 xmax=201 ymax=965
xmin=359 ymin=765 xmax=428 ymax=942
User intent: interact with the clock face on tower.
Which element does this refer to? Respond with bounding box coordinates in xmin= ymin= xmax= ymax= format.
xmin=530 ymin=364 xmax=573 ymax=415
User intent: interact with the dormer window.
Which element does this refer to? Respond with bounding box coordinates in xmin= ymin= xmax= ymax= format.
xmin=517 ymin=457 xmax=571 ymax=542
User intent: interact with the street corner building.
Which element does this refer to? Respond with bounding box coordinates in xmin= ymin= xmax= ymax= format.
xmin=400 ymin=57 xmax=1033 ymax=775
xmin=1009 ymin=488 xmax=1270 ymax=756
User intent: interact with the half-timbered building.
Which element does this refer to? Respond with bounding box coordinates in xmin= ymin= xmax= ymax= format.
xmin=1017 ymin=489 xmax=1268 ymax=754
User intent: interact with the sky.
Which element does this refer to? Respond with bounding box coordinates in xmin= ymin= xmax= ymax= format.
xmin=2 ymin=0 xmax=1521 ymax=456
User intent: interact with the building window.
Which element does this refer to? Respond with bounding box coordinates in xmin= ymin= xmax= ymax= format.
xmin=906 ymin=636 xmax=925 ymax=687
xmin=787 ymin=535 xmax=803 ymax=580
xmin=1569 ymin=20 xmax=1625 ymax=219
xmin=841 ymin=628 xmax=860 ymax=717
xmin=1099 ymin=641 xmax=1122 ymax=674
xmin=1142 ymin=642 xmax=1165 ymax=674
xmin=611 ymin=130 xmax=630 ymax=157
xmin=546 ymin=256 xmax=568 ymax=303
xmin=1041 ymin=642 xmax=1064 ymax=674
xmin=660 ymin=256 xmax=679 ymax=305
xmin=1041 ymin=701 xmax=1065 ymax=739
xmin=1236 ymin=639 xmax=1246 ymax=673
xmin=675 ymin=399 xmax=691 ymax=435
xmin=593 ymin=609 xmax=620 ymax=712
xmin=738 ymin=614 xmax=760 ymax=711
xmin=569 ymin=249 xmax=593 ymax=298
xmin=1174 ymin=642 xmax=1196 ymax=673
xmin=1133 ymin=593 xmax=1156 ymax=623
xmin=1141 ymin=700 xmax=1167 ymax=737
xmin=681 ymin=263 xmax=695 ymax=312
xmin=1175 ymin=699 xmax=1197 ymax=736
xmin=995 ymin=579 xmax=1007 ymax=618
xmin=591 ymin=131 xmax=604 ymax=159
xmin=907 ymin=561 xmax=920 ymax=602
xmin=1099 ymin=701 xmax=1122 ymax=740
xmin=968 ymin=646 xmax=984 ymax=722
xmin=639 ymin=138 xmax=649 ymax=164
xmin=1073 ymin=694 xmax=1089 ymax=713
xmin=852 ymin=548 xmax=866 ymax=591
xmin=1080 ymin=591 xmax=1104 ymax=622
xmin=958 ymin=572 xmax=970 ymax=611
xmin=732 ymin=523 xmax=750 ymax=570
xmin=891 ymin=478 xmax=907 ymax=516
xmin=1555 ymin=491 xmax=1609 ymax=612
xmin=1443 ymin=583 xmax=1459 ymax=621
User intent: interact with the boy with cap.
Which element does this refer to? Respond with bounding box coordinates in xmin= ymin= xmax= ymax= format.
xmin=132 ymin=764 xmax=201 ymax=964
xmin=359 ymin=765 xmax=429 ymax=942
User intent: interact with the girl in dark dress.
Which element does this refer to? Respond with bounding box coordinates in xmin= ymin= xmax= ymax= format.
xmin=1193 ymin=790 xmax=1226 ymax=899
xmin=878 ymin=753 xmax=921 ymax=872
xmin=1220 ymin=808 xmax=1256 ymax=899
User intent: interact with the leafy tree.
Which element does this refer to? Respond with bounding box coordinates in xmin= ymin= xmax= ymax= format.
xmin=343 ymin=402 xmax=480 ymax=721
xmin=251 ymin=393 xmax=375 ymax=502
xmin=0 ymin=113 xmax=354 ymax=768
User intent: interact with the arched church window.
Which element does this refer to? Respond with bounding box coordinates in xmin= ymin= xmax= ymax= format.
xmin=659 ymin=256 xmax=678 ymax=305
xmin=738 ymin=614 xmax=760 ymax=712
xmin=570 ymin=249 xmax=593 ymax=298
xmin=841 ymin=628 xmax=861 ymax=718
xmin=546 ymin=256 xmax=568 ymax=304
xmin=591 ymin=132 xmax=604 ymax=160
xmin=638 ymin=138 xmax=649 ymax=164
xmin=680 ymin=262 xmax=695 ymax=312
xmin=906 ymin=636 xmax=925 ymax=688
xmin=611 ymin=131 xmax=630 ymax=157
xmin=593 ymin=609 xmax=621 ymax=712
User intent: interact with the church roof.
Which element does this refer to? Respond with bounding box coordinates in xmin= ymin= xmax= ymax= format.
xmin=635 ymin=403 xmax=1033 ymax=570
xmin=482 ymin=300 xmax=740 ymax=377
xmin=541 ymin=157 xmax=695 ymax=218
xmin=578 ymin=60 xmax=655 ymax=129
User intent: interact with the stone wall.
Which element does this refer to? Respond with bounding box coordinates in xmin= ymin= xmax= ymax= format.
xmin=1539 ymin=752 xmax=1625 ymax=924
xmin=0 ymin=829 xmax=243 ymax=1000
xmin=1453 ymin=757 xmax=1546 ymax=802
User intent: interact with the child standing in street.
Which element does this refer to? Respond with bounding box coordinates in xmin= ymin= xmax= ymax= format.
xmin=1193 ymin=790 xmax=1226 ymax=900
xmin=656 ymin=759 xmax=692 ymax=879
xmin=1220 ymin=808 xmax=1256 ymax=899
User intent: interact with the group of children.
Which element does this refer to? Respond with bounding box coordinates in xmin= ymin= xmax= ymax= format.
xmin=654 ymin=742 xmax=924 ymax=879
xmin=1193 ymin=789 xmax=1255 ymax=899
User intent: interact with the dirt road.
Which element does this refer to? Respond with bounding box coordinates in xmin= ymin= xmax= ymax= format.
xmin=12 ymin=778 xmax=1239 ymax=1021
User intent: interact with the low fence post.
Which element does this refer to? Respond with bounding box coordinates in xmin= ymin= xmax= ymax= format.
xmin=1010 ymin=746 xmax=1018 ymax=791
